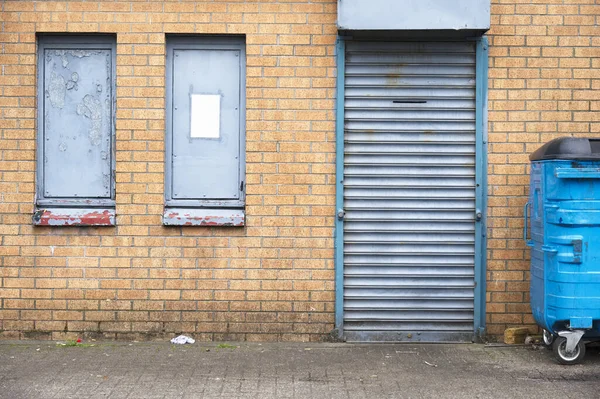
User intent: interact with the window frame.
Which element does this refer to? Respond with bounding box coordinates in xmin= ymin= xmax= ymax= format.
xmin=164 ymin=35 xmax=247 ymax=210
xmin=35 ymin=35 xmax=117 ymax=209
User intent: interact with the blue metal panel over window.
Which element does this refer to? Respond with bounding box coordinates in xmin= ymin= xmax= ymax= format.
xmin=35 ymin=35 xmax=116 ymax=225
xmin=172 ymin=49 xmax=241 ymax=201
xmin=164 ymin=36 xmax=246 ymax=226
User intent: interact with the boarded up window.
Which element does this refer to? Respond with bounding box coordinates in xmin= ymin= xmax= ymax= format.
xmin=164 ymin=36 xmax=246 ymax=226
xmin=35 ymin=36 xmax=116 ymax=225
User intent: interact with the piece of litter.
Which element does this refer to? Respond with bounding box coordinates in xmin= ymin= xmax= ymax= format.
xmin=170 ymin=335 xmax=195 ymax=345
xmin=36 ymin=348 xmax=40 ymax=351
xmin=424 ymin=361 xmax=437 ymax=367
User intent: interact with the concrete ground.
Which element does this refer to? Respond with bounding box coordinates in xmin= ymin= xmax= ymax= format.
xmin=0 ymin=341 xmax=599 ymax=399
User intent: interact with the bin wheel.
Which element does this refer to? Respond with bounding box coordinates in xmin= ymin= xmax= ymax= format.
xmin=542 ymin=329 xmax=555 ymax=348
xmin=552 ymin=337 xmax=585 ymax=365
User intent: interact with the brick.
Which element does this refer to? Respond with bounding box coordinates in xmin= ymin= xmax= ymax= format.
xmin=504 ymin=327 xmax=530 ymax=344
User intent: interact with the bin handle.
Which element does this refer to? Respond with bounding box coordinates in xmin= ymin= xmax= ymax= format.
xmin=541 ymin=245 xmax=558 ymax=253
xmin=556 ymin=168 xmax=600 ymax=179
xmin=523 ymin=202 xmax=533 ymax=247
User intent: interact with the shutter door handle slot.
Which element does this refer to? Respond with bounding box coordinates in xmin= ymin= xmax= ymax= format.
xmin=392 ymin=100 xmax=427 ymax=104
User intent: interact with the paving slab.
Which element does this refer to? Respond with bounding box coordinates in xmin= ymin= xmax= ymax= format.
xmin=0 ymin=341 xmax=599 ymax=398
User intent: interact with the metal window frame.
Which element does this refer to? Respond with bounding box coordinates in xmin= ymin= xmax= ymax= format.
xmin=334 ymin=35 xmax=489 ymax=341
xmin=164 ymin=35 xmax=247 ymax=209
xmin=35 ymin=34 xmax=117 ymax=208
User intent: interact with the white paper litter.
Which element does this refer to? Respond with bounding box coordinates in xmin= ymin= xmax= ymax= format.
xmin=170 ymin=335 xmax=195 ymax=345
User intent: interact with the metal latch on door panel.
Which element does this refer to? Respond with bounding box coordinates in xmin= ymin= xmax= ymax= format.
xmin=337 ymin=209 xmax=345 ymax=220
xmin=475 ymin=209 xmax=482 ymax=221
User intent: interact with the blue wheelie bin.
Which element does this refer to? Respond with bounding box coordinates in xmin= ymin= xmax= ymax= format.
xmin=525 ymin=137 xmax=600 ymax=365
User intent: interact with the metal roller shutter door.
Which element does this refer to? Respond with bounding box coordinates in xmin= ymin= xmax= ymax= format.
xmin=343 ymin=41 xmax=477 ymax=342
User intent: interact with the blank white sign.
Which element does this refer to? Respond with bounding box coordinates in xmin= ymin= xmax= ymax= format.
xmin=190 ymin=94 xmax=220 ymax=139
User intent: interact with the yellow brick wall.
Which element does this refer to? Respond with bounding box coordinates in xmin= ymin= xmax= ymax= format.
xmin=2 ymin=0 xmax=598 ymax=342
xmin=0 ymin=0 xmax=337 ymax=342
xmin=486 ymin=0 xmax=600 ymax=337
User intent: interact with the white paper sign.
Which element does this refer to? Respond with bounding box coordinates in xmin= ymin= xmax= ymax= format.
xmin=190 ymin=94 xmax=220 ymax=139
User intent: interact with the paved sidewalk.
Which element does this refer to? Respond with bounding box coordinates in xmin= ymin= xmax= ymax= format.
xmin=0 ymin=341 xmax=599 ymax=399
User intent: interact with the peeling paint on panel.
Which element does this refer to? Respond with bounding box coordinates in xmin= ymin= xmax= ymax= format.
xmin=77 ymin=94 xmax=103 ymax=146
xmin=33 ymin=208 xmax=116 ymax=227
xmin=53 ymin=49 xmax=98 ymax=68
xmin=68 ymin=72 xmax=79 ymax=90
xmin=39 ymin=38 xmax=115 ymax=204
xmin=102 ymin=174 xmax=110 ymax=190
xmin=163 ymin=208 xmax=245 ymax=227
xmin=48 ymin=72 xmax=66 ymax=108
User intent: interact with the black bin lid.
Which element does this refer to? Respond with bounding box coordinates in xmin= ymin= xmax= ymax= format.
xmin=529 ymin=137 xmax=600 ymax=161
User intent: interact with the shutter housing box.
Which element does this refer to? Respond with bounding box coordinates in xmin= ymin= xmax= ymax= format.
xmin=337 ymin=0 xmax=490 ymax=32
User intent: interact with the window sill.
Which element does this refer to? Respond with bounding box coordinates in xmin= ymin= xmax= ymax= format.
xmin=163 ymin=208 xmax=245 ymax=227
xmin=33 ymin=208 xmax=116 ymax=227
